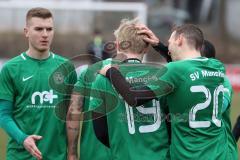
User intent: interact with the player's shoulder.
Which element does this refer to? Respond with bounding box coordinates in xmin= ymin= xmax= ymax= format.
xmin=90 ymin=74 xmax=110 ymax=92
xmin=1 ymin=53 xmax=25 ymax=71
xmin=167 ymin=57 xmax=223 ymax=69
xmin=207 ymin=58 xmax=225 ymax=68
xmin=51 ymin=53 xmax=76 ymax=70
xmin=78 ymin=66 xmax=88 ymax=77
xmin=95 ymin=73 xmax=109 ymax=82
xmin=51 ymin=53 xmax=69 ymax=63
xmin=165 ymin=59 xmax=187 ymax=73
xmin=223 ymin=76 xmax=232 ymax=92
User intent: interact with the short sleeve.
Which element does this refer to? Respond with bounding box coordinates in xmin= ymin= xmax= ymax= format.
xmin=88 ymin=75 xmax=107 ymax=111
xmin=89 ymin=75 xmax=119 ymax=115
xmin=222 ymin=76 xmax=233 ymax=112
xmin=159 ymin=62 xmax=180 ymax=89
xmin=0 ymin=65 xmax=15 ymax=101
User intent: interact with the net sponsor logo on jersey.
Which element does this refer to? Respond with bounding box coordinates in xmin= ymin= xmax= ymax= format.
xmin=27 ymin=89 xmax=58 ymax=109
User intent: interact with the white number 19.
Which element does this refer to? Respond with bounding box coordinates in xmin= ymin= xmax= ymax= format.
xmin=125 ymin=99 xmax=161 ymax=134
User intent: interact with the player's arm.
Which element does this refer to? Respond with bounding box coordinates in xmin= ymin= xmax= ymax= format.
xmin=152 ymin=42 xmax=172 ymax=62
xmin=99 ymin=63 xmax=175 ymax=107
xmin=0 ymin=100 xmax=42 ymax=159
xmin=89 ymin=75 xmax=110 ymax=147
xmin=0 ymin=65 xmax=42 ymax=159
xmin=224 ymin=78 xmax=240 ymax=141
xmin=222 ymin=77 xmax=233 ymax=113
xmin=233 ymin=115 xmax=240 ymax=142
xmin=66 ymin=92 xmax=83 ymax=160
xmin=0 ymin=100 xmax=28 ymax=144
xmin=136 ymin=24 xmax=172 ymax=62
xmin=92 ymin=112 xmax=109 ymax=147
xmin=99 ymin=66 xmax=156 ymax=107
xmin=65 ymin=62 xmax=79 ymax=160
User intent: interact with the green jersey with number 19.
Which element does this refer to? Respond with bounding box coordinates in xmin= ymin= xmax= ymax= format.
xmin=159 ymin=57 xmax=230 ymax=159
xmin=89 ymin=59 xmax=170 ymax=160
xmin=0 ymin=52 xmax=77 ymax=160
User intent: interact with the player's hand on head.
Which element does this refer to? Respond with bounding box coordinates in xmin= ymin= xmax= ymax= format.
xmin=23 ymin=135 xmax=42 ymax=160
xmin=135 ymin=24 xmax=159 ymax=46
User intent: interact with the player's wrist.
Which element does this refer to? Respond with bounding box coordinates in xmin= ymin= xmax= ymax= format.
xmin=152 ymin=41 xmax=167 ymax=50
xmin=20 ymin=134 xmax=29 ymax=144
xmin=67 ymin=153 xmax=78 ymax=160
xmin=151 ymin=39 xmax=160 ymax=47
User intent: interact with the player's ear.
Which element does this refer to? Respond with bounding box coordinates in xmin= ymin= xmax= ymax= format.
xmin=177 ymin=34 xmax=184 ymax=46
xmin=24 ymin=27 xmax=29 ymax=38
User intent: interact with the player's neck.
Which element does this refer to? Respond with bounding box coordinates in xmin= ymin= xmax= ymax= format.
xmin=178 ymin=49 xmax=201 ymax=61
xmin=119 ymin=52 xmax=143 ymax=61
xmin=26 ymin=48 xmax=50 ymax=60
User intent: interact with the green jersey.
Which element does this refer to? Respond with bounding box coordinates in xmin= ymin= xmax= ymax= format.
xmin=0 ymin=52 xmax=77 ymax=160
xmin=74 ymin=65 xmax=111 ymax=160
xmin=89 ymin=59 xmax=170 ymax=160
xmin=159 ymin=57 xmax=229 ymax=159
xmin=222 ymin=77 xmax=238 ymax=159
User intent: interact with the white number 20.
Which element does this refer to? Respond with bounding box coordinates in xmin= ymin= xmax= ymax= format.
xmin=189 ymin=85 xmax=224 ymax=128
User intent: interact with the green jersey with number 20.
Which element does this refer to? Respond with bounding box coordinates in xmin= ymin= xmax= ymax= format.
xmin=159 ymin=57 xmax=231 ymax=160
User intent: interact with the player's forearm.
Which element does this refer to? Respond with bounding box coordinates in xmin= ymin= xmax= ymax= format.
xmin=67 ymin=111 xmax=80 ymax=157
xmin=66 ymin=93 xmax=83 ymax=157
xmin=233 ymin=115 xmax=240 ymax=142
xmin=92 ymin=113 xmax=110 ymax=147
xmin=67 ymin=120 xmax=80 ymax=156
xmin=67 ymin=103 xmax=81 ymax=156
xmin=0 ymin=100 xmax=28 ymax=144
xmin=152 ymin=42 xmax=172 ymax=62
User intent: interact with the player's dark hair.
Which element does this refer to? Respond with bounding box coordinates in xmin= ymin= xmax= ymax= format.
xmin=26 ymin=7 xmax=53 ymax=22
xmin=200 ymin=40 xmax=216 ymax=58
xmin=173 ymin=24 xmax=204 ymax=51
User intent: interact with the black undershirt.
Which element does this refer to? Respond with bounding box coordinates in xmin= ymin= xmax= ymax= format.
xmin=153 ymin=42 xmax=172 ymax=62
xmin=233 ymin=115 xmax=240 ymax=142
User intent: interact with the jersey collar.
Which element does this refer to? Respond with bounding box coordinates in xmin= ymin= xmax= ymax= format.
xmin=121 ymin=58 xmax=141 ymax=64
xmin=180 ymin=57 xmax=209 ymax=62
xmin=21 ymin=52 xmax=54 ymax=61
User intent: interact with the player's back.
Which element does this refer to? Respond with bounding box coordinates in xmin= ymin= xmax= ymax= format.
xmin=162 ymin=57 xmax=229 ymax=159
xmin=90 ymin=59 xmax=170 ymax=160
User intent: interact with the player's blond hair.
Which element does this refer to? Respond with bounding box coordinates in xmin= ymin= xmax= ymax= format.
xmin=114 ymin=18 xmax=149 ymax=54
